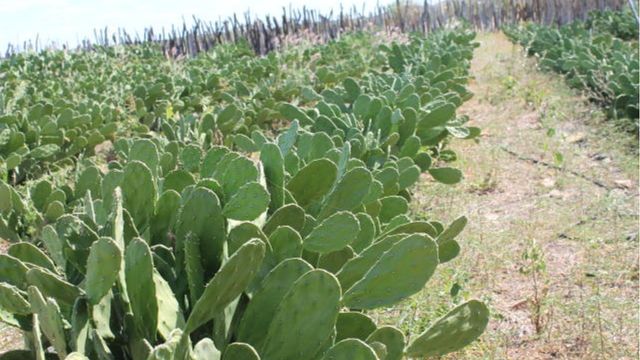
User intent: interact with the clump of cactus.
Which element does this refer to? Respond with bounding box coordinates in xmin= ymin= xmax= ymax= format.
xmin=0 ymin=134 xmax=488 ymax=359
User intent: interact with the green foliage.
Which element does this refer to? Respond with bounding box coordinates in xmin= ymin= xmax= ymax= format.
xmin=0 ymin=27 xmax=488 ymax=360
xmin=504 ymin=9 xmax=639 ymax=131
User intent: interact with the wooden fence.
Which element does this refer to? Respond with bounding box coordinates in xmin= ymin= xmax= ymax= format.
xmin=4 ymin=0 xmax=629 ymax=58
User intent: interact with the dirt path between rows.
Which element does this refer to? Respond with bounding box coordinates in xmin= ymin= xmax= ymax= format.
xmin=381 ymin=32 xmax=639 ymax=359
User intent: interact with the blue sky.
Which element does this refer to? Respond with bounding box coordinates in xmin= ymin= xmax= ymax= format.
xmin=0 ymin=0 xmax=390 ymax=51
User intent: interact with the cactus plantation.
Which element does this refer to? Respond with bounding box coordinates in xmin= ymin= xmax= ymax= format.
xmin=0 ymin=26 xmax=493 ymax=359
xmin=8 ymin=4 xmax=640 ymax=359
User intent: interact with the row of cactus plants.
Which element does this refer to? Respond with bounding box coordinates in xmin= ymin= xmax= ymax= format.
xmin=0 ymin=27 xmax=489 ymax=359
xmin=1 ymin=29 xmax=479 ymax=241
xmin=0 ymin=30 xmax=476 ymax=185
xmin=503 ymin=9 xmax=639 ymax=132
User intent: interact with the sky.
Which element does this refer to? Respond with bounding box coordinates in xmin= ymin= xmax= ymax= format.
xmin=0 ymin=0 xmax=391 ymax=51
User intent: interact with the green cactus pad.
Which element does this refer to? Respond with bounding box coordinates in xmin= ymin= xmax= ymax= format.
xmin=418 ymin=103 xmax=455 ymax=128
xmin=65 ymin=353 xmax=90 ymax=360
xmin=398 ymin=165 xmax=420 ymax=190
xmin=129 ymin=139 xmax=160 ymax=177
xmin=335 ymin=312 xmax=377 ymax=342
xmin=237 ymin=258 xmax=313 ymax=348
xmin=351 ymin=213 xmax=375 ymax=253
xmin=201 ymin=146 xmax=231 ymax=178
xmin=318 ymin=247 xmax=355 ymax=274
xmin=368 ymin=341 xmax=387 ymax=359
xmin=233 ymin=134 xmax=258 ymax=152
xmin=163 ymin=170 xmax=196 ymax=193
xmin=221 ymin=156 xmax=259 ymax=197
xmin=378 ymin=221 xmax=438 ymax=239
xmin=318 ymin=167 xmax=373 ymax=220
xmin=154 ymin=270 xmax=185 ymax=340
xmin=45 ymin=201 xmax=65 ymax=222
xmin=92 ymin=290 xmax=114 ymax=340
xmin=184 ymin=233 xmax=205 ymax=304
xmin=70 ymin=298 xmax=90 ymax=354
xmin=222 ymin=342 xmax=260 ymax=360
xmin=276 ymin=120 xmax=299 ymax=156
xmin=399 ymin=136 xmax=420 ymax=158
xmin=265 ymin=226 xmax=301 ymax=262
xmin=38 ymin=226 xmax=65 ymax=270
xmin=121 ymin=160 xmax=157 ymax=231
xmin=378 ymin=196 xmax=409 ymax=224
xmin=263 ymin=204 xmax=306 ymax=235
xmin=28 ymin=287 xmax=68 ymax=358
xmin=125 ymin=238 xmax=157 ymax=342
xmin=90 ymin=328 xmax=114 ymax=359
xmin=176 ymin=187 xmax=225 ymax=275
xmin=286 ymin=159 xmax=337 ymax=208
xmin=151 ymin=190 xmax=181 ymax=246
xmin=437 ymin=216 xmax=467 ymax=263
xmin=303 ymin=211 xmax=360 ymax=253
xmin=223 ymin=182 xmax=270 ymax=221
xmin=279 ymin=104 xmax=314 ymax=126
xmin=343 ymin=234 xmax=438 ymax=309
xmin=101 ymin=170 xmax=124 ymax=211
xmin=7 ymin=243 xmax=56 ymax=273
xmin=0 ymin=181 xmax=12 ymax=214
xmin=185 ymin=239 xmax=265 ymax=334
xmin=0 ymin=283 xmax=30 ymax=315
xmin=336 ymin=234 xmax=405 ymax=291
xmin=147 ymin=329 xmax=183 ymax=360
xmin=180 ymin=144 xmax=202 ymax=173
xmin=85 ymin=237 xmax=121 ymax=305
xmin=405 ymin=300 xmax=489 ymax=358
xmin=321 ymin=339 xmax=378 ymax=360
xmin=75 ymin=166 xmax=103 ymax=200
xmin=26 ymin=268 xmax=83 ymax=306
xmin=29 ymin=144 xmax=59 ymax=160
xmin=366 ymin=326 xmax=405 ymax=360
xmin=228 ymin=223 xmax=268 ymax=255
xmin=384 ymin=215 xmax=410 ymax=232
xmin=261 ymin=269 xmax=341 ymax=360
xmin=374 ymin=168 xmax=399 ymax=197
xmin=260 ymin=143 xmax=285 ymax=213
xmin=428 ymin=167 xmax=462 ymax=184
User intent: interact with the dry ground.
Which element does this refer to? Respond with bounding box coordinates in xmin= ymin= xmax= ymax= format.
xmin=375 ymin=32 xmax=639 ymax=359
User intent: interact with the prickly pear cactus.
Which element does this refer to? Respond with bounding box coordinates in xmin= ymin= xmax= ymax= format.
xmin=236 ymin=258 xmax=313 ymax=348
xmin=322 ymin=339 xmax=378 ymax=360
xmin=303 ymin=211 xmax=360 ymax=253
xmin=405 ymin=300 xmax=490 ymax=358
xmin=260 ymin=270 xmax=341 ymax=360
xmin=0 ymin=28 xmax=489 ymax=360
xmin=342 ymin=234 xmax=438 ymax=309
xmin=185 ymin=239 xmax=266 ymax=334
xmin=85 ymin=237 xmax=121 ymax=305
xmin=125 ymin=238 xmax=158 ymax=342
xmin=222 ymin=342 xmax=260 ymax=360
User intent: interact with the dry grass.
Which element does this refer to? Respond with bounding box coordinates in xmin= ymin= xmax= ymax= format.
xmin=374 ymin=32 xmax=639 ymax=359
